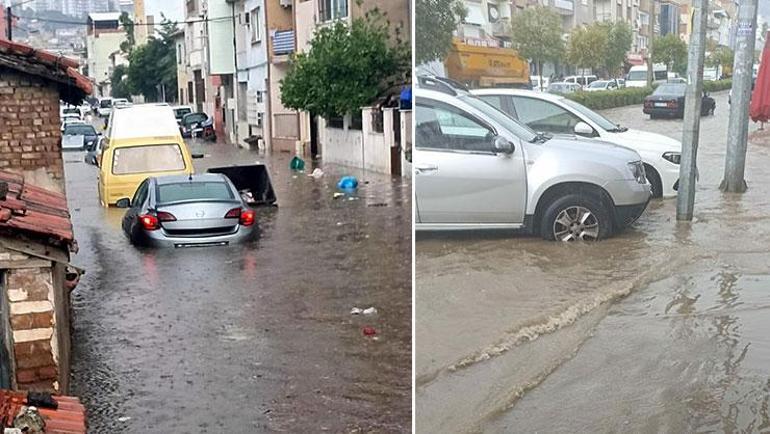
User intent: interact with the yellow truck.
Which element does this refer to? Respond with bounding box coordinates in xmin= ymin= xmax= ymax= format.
xmin=444 ymin=39 xmax=531 ymax=89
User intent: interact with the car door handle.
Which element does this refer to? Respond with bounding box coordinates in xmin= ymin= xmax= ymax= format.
xmin=415 ymin=164 xmax=438 ymax=174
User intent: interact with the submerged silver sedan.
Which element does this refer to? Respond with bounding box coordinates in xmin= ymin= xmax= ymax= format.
xmin=119 ymin=173 xmax=256 ymax=247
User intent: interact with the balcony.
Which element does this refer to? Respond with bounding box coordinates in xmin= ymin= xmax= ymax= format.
xmin=553 ymin=0 xmax=574 ymax=14
xmin=491 ymin=18 xmax=512 ymax=37
xmin=272 ymin=29 xmax=295 ymax=62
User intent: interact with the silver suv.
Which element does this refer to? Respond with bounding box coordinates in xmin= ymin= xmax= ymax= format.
xmin=415 ymin=77 xmax=651 ymax=241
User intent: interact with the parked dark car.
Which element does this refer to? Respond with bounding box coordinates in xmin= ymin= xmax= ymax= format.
xmin=180 ymin=112 xmax=216 ymax=141
xmin=643 ymin=83 xmax=716 ymax=119
xmin=119 ymin=173 xmax=256 ymax=247
xmin=62 ymin=123 xmax=99 ymax=151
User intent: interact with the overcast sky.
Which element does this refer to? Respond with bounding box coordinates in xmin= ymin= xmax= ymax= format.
xmin=145 ymin=0 xmax=184 ymax=23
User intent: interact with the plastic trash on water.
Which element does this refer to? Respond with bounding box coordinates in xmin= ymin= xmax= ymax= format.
xmin=350 ymin=307 xmax=363 ymax=315
xmin=333 ymin=192 xmax=345 ymax=199
xmin=337 ymin=176 xmax=358 ymax=190
xmin=363 ymin=307 xmax=378 ymax=315
xmin=309 ymin=168 xmax=324 ymax=178
xmin=290 ymin=156 xmax=305 ymax=171
xmin=362 ymin=326 xmax=377 ymax=336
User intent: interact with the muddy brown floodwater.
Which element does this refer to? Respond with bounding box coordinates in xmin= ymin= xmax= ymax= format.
xmin=416 ymin=91 xmax=770 ymax=433
xmin=65 ymin=136 xmax=411 ymax=433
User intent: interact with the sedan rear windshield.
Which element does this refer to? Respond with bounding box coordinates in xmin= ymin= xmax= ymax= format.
xmin=174 ymin=108 xmax=192 ymax=119
xmin=64 ymin=125 xmax=97 ymax=136
xmin=654 ymin=84 xmax=686 ymax=96
xmin=112 ymin=144 xmax=186 ymax=175
xmin=157 ymin=182 xmax=234 ymax=203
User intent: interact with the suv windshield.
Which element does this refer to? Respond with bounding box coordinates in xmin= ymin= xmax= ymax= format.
xmin=100 ymin=100 xmax=112 ymax=108
xmin=458 ymin=95 xmax=537 ymax=142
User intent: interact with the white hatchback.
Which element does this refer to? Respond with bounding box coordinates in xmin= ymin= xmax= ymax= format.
xmin=473 ymin=89 xmax=682 ymax=197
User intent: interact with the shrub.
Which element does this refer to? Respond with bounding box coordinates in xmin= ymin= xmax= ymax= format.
xmin=703 ymin=79 xmax=732 ymax=92
xmin=565 ymin=86 xmax=654 ymax=110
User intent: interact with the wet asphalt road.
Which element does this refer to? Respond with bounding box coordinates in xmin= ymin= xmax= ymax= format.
xmin=64 ymin=135 xmax=411 ymax=432
xmin=416 ymin=91 xmax=770 ymax=433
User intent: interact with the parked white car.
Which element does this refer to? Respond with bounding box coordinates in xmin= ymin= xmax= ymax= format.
xmin=473 ymin=89 xmax=682 ymax=198
xmin=584 ymin=80 xmax=620 ymax=92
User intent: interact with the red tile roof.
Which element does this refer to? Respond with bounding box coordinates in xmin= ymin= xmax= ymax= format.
xmin=0 ymin=39 xmax=92 ymax=103
xmin=0 ymin=390 xmax=86 ymax=434
xmin=0 ymin=171 xmax=74 ymax=249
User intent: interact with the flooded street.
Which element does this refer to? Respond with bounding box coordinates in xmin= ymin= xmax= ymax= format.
xmin=416 ymin=91 xmax=770 ymax=432
xmin=64 ymin=137 xmax=411 ymax=432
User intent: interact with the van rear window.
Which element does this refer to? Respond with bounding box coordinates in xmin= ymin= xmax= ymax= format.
xmin=112 ymin=144 xmax=186 ymax=175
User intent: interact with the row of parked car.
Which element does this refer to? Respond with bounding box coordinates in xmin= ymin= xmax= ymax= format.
xmin=414 ymin=76 xmax=684 ymax=241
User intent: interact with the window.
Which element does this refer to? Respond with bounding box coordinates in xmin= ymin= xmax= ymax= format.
xmin=350 ymin=112 xmax=363 ymax=130
xmin=177 ymin=43 xmax=182 ymax=64
xmin=319 ymin=0 xmax=348 ymax=22
xmin=415 ymin=102 xmax=495 ymax=152
xmin=328 ymin=115 xmax=344 ymax=129
xmin=256 ymin=91 xmax=263 ymax=103
xmin=251 ymin=7 xmax=261 ymax=43
xmin=112 ymin=144 xmax=186 ymax=175
xmin=132 ymin=180 xmax=149 ymax=208
xmin=510 ymin=97 xmax=585 ymax=135
xmin=157 ymin=182 xmax=234 ymax=203
xmin=256 ymin=112 xmax=264 ymax=128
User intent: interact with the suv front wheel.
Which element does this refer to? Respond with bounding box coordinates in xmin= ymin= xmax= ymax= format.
xmin=541 ymin=194 xmax=612 ymax=242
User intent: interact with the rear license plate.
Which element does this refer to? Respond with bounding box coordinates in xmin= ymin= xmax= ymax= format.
xmin=174 ymin=241 xmax=229 ymax=248
xmin=654 ymin=102 xmax=668 ymax=107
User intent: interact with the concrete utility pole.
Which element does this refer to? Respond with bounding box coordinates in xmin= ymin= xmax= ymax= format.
xmin=720 ymin=0 xmax=759 ymax=193
xmin=676 ymin=0 xmax=709 ymax=221
xmin=647 ymin=0 xmax=656 ymax=87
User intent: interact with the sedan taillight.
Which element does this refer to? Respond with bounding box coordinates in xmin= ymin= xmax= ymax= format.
xmin=224 ymin=208 xmax=242 ymax=219
xmin=139 ymin=214 xmax=159 ymax=231
xmin=240 ymin=209 xmax=255 ymax=226
xmin=156 ymin=211 xmax=176 ymax=222
xmin=667 ymin=100 xmax=678 ymax=108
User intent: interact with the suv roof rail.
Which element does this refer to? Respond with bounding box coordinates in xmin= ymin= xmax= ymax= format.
xmin=417 ymin=75 xmax=470 ymax=96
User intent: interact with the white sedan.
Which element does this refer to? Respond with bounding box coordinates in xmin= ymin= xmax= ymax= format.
xmin=472 ymin=89 xmax=682 ymax=197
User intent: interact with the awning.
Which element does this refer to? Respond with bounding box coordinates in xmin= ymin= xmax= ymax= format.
xmin=627 ymin=54 xmax=645 ymax=66
xmin=445 ymin=40 xmax=529 ymax=85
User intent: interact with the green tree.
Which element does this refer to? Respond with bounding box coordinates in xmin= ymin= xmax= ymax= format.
xmin=510 ymin=6 xmax=564 ymax=89
xmin=567 ymin=24 xmax=607 ymax=74
xmin=415 ymin=0 xmax=466 ymax=65
xmin=706 ymin=45 xmax=734 ymax=71
xmin=119 ymin=12 xmax=135 ymax=54
xmin=652 ymin=34 xmax=688 ymax=75
xmin=110 ymin=64 xmax=131 ymax=99
xmin=602 ymin=21 xmax=633 ymax=77
xmin=125 ymin=16 xmax=178 ymax=101
xmin=280 ymin=10 xmax=410 ymax=119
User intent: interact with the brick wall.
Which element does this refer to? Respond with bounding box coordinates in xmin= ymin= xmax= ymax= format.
xmin=0 ymin=247 xmax=63 ymax=393
xmin=0 ymin=69 xmax=65 ymax=193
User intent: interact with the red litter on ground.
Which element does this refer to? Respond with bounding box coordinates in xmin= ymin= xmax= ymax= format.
xmin=362 ymin=326 xmax=377 ymax=336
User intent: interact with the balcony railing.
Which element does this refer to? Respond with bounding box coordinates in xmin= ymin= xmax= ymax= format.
xmin=553 ymin=0 xmax=574 ymax=12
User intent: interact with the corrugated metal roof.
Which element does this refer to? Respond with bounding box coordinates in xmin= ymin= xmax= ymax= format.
xmin=0 ymin=171 xmax=74 ymax=250
xmin=0 ymin=390 xmax=86 ymax=434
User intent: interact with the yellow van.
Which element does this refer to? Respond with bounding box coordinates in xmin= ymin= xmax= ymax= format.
xmin=98 ymin=104 xmax=195 ymax=206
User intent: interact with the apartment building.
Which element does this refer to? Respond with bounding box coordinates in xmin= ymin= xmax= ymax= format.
xmin=85 ymin=12 xmax=126 ymax=96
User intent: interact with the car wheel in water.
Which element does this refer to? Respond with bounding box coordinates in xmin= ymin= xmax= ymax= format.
xmin=644 ymin=164 xmax=663 ymax=198
xmin=541 ymin=194 xmax=612 ymax=242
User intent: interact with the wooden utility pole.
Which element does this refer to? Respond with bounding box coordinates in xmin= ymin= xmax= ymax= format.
xmin=720 ymin=0 xmax=759 ymax=193
xmin=676 ymin=0 xmax=709 ymax=221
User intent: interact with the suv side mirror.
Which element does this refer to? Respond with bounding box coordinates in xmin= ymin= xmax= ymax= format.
xmin=574 ymin=122 xmax=595 ymax=137
xmin=115 ymin=198 xmax=131 ymax=208
xmin=493 ymin=136 xmax=514 ymax=154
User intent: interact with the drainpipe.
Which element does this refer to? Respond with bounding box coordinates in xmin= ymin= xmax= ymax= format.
xmin=231 ymin=1 xmax=240 ymax=147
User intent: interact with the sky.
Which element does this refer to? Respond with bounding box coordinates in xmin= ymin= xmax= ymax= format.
xmin=145 ymin=0 xmax=184 ymax=23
